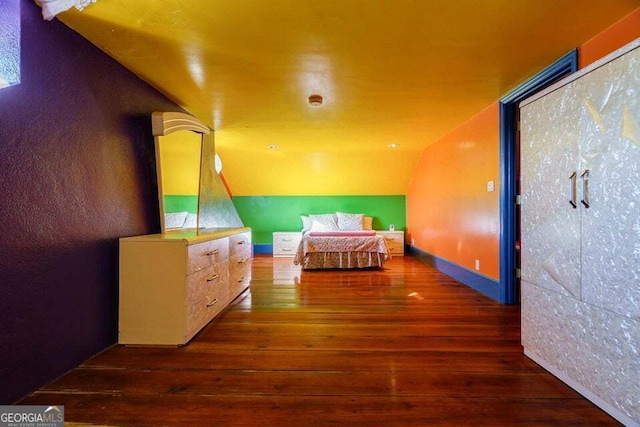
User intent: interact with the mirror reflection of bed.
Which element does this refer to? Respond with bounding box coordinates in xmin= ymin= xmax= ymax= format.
xmin=156 ymin=129 xmax=201 ymax=230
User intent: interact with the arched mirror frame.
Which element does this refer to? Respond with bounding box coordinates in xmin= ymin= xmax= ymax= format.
xmin=151 ymin=111 xmax=211 ymax=233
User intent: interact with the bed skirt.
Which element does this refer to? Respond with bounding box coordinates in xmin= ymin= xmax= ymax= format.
xmin=295 ymin=251 xmax=387 ymax=269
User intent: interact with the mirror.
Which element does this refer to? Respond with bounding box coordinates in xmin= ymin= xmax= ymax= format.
xmin=152 ymin=112 xmax=209 ymax=233
xmin=152 ymin=111 xmax=244 ymax=234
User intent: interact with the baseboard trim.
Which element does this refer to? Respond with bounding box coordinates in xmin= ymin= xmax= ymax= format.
xmin=253 ymin=243 xmax=272 ymax=254
xmin=410 ymin=246 xmax=500 ymax=302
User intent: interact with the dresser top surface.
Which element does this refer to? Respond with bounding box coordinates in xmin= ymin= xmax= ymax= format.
xmin=121 ymin=227 xmax=251 ymax=244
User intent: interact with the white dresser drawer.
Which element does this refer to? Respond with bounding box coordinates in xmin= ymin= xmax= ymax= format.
xmin=273 ymin=232 xmax=302 ymax=257
xmin=230 ymin=232 xmax=252 ymax=257
xmin=186 ymin=265 xmax=228 ymax=337
xmin=187 ymin=237 xmax=229 ymax=274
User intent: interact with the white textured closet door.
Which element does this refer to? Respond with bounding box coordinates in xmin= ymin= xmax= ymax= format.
xmin=520 ymin=79 xmax=583 ymax=299
xmin=579 ymin=47 xmax=640 ymax=320
xmin=519 ymin=42 xmax=640 ymax=425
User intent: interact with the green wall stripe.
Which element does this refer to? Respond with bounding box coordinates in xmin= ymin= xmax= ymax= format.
xmin=164 ymin=195 xmax=198 ymax=214
xmin=233 ymin=195 xmax=406 ymax=243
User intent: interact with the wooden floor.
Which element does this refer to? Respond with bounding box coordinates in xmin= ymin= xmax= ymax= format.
xmin=20 ymin=255 xmax=620 ymax=426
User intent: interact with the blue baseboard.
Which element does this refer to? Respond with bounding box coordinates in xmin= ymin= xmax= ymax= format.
xmin=253 ymin=243 xmax=273 ymax=254
xmin=410 ymin=246 xmax=501 ymax=302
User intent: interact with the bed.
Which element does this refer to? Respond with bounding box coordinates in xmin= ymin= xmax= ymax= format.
xmin=293 ymin=213 xmax=391 ymax=270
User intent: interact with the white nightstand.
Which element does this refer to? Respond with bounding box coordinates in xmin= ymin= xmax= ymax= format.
xmin=272 ymin=232 xmax=302 ymax=257
xmin=376 ymin=230 xmax=405 ymax=256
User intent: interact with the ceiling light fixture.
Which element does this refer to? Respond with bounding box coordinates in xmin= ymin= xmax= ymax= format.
xmin=388 ymin=143 xmax=400 ymax=148
xmin=267 ymin=145 xmax=279 ymax=149
xmin=308 ymin=94 xmax=323 ymax=106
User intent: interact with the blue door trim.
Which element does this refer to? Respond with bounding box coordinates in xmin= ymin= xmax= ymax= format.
xmin=498 ymin=49 xmax=578 ymax=304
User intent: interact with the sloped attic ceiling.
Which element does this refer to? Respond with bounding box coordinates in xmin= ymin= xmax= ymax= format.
xmin=52 ymin=0 xmax=639 ymax=195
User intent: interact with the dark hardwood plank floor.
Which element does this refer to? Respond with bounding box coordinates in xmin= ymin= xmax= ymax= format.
xmin=19 ymin=255 xmax=620 ymax=426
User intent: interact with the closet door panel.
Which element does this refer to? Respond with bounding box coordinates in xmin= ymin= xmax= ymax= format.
xmin=522 ymin=282 xmax=640 ymax=422
xmin=520 ymin=80 xmax=583 ymax=299
xmin=579 ymin=48 xmax=640 ymax=319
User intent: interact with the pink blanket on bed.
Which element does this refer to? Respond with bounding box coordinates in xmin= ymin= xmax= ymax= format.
xmin=307 ymin=231 xmax=376 ymax=237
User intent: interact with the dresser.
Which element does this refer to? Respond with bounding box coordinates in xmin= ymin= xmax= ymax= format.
xmin=376 ymin=230 xmax=405 ymax=256
xmin=272 ymin=231 xmax=302 ymax=257
xmin=119 ymin=227 xmax=252 ymax=346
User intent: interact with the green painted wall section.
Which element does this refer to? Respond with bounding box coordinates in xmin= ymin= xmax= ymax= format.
xmin=164 ymin=195 xmax=198 ymax=214
xmin=233 ymin=195 xmax=406 ymax=243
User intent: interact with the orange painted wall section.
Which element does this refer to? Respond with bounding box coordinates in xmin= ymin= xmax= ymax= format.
xmin=407 ymin=104 xmax=500 ymax=279
xmin=579 ymin=8 xmax=640 ymax=68
xmin=405 ymin=8 xmax=639 ymax=283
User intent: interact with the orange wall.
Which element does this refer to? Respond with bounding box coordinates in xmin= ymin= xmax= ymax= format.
xmin=579 ymin=8 xmax=640 ymax=68
xmin=406 ymin=8 xmax=640 ymax=281
xmin=407 ymin=104 xmax=500 ymax=279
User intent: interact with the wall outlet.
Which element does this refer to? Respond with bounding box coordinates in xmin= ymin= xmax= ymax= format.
xmin=475 ymin=259 xmax=480 ymax=270
xmin=411 ymin=238 xmax=415 ymax=245
xmin=487 ymin=180 xmax=495 ymax=192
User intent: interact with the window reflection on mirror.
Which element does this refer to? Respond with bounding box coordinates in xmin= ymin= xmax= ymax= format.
xmin=0 ymin=0 xmax=21 ymax=90
xmin=158 ymin=130 xmax=202 ymax=231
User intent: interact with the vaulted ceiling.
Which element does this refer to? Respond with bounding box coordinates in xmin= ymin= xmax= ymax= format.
xmin=54 ymin=0 xmax=638 ymax=195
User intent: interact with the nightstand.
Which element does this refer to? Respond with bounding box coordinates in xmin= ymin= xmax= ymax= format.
xmin=272 ymin=232 xmax=302 ymax=257
xmin=376 ymin=230 xmax=405 ymax=256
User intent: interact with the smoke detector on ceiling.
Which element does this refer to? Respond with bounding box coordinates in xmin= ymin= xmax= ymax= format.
xmin=308 ymin=94 xmax=323 ymax=106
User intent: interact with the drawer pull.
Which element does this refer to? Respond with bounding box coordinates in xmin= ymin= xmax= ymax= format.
xmin=238 ymin=258 xmax=247 ymax=264
xmin=282 ymin=238 xmax=292 ymax=242
xmin=206 ymin=274 xmax=219 ymax=282
xmin=283 ymin=249 xmax=292 ymax=252
xmin=237 ymin=277 xmax=245 ymax=283
xmin=206 ymin=298 xmax=218 ymax=307
xmin=206 ymin=249 xmax=219 ymax=256
xmin=236 ymin=241 xmax=246 ymax=245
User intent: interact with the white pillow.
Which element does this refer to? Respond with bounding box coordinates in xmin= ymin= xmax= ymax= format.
xmin=183 ymin=213 xmax=198 ymax=228
xmin=301 ymin=215 xmax=312 ymax=232
xmin=310 ymin=220 xmax=330 ymax=232
xmin=363 ymin=216 xmax=373 ymax=230
xmin=165 ymin=211 xmax=188 ymax=229
xmin=336 ymin=212 xmax=365 ymax=231
xmin=309 ymin=214 xmax=340 ymax=231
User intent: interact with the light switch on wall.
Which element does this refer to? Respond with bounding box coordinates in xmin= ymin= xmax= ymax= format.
xmin=487 ymin=180 xmax=495 ymax=192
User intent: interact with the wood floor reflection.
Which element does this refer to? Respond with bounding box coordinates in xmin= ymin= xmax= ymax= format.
xmin=19 ymin=255 xmax=620 ymax=426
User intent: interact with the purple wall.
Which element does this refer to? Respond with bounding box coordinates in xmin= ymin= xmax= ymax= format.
xmin=0 ymin=1 xmax=185 ymax=403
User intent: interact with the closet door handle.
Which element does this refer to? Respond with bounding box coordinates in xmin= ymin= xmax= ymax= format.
xmin=569 ymin=172 xmax=577 ymax=208
xmin=580 ymin=169 xmax=590 ymax=208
